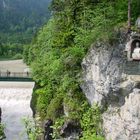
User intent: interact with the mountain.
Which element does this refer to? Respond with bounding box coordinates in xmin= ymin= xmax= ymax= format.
xmin=0 ymin=0 xmax=51 ymax=44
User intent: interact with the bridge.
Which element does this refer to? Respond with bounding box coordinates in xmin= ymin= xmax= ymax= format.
xmin=0 ymin=71 xmax=33 ymax=81
xmin=0 ymin=60 xmax=33 ymax=81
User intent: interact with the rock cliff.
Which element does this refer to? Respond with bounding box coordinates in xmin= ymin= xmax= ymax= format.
xmin=82 ymin=35 xmax=140 ymax=140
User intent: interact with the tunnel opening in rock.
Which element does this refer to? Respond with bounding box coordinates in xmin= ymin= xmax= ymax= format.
xmin=125 ymin=35 xmax=140 ymax=61
xmin=131 ymin=39 xmax=140 ymax=59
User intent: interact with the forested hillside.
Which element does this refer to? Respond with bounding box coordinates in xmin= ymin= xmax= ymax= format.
xmin=23 ymin=0 xmax=140 ymax=139
xmin=0 ymin=0 xmax=51 ymax=44
xmin=0 ymin=0 xmax=51 ymax=59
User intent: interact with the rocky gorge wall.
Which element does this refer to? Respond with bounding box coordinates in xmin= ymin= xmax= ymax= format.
xmin=82 ymin=36 xmax=140 ymax=140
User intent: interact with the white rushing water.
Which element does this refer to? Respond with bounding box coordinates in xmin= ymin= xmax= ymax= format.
xmin=0 ymin=82 xmax=35 ymax=140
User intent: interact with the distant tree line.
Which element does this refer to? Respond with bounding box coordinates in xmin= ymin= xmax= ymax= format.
xmin=0 ymin=43 xmax=23 ymax=59
xmin=0 ymin=0 xmax=51 ymax=58
xmin=0 ymin=0 xmax=51 ymax=44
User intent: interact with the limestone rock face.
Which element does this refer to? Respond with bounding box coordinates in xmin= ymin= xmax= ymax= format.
xmin=103 ymin=89 xmax=140 ymax=140
xmin=82 ymin=42 xmax=125 ymax=105
xmin=82 ymin=40 xmax=140 ymax=140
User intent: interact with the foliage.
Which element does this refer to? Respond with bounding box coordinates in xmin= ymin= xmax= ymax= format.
xmin=0 ymin=0 xmax=51 ymax=44
xmin=0 ymin=43 xmax=23 ymax=60
xmin=23 ymin=0 xmax=140 ymax=139
xmin=80 ymin=105 xmax=104 ymax=140
xmin=51 ymin=117 xmax=65 ymax=139
xmin=80 ymin=133 xmax=105 ymax=140
xmin=46 ymin=94 xmax=64 ymax=121
xmin=12 ymin=53 xmax=23 ymax=60
xmin=23 ymin=45 xmax=31 ymax=64
xmin=0 ymin=0 xmax=51 ymax=58
xmin=22 ymin=117 xmax=42 ymax=140
xmin=0 ymin=124 xmax=5 ymax=140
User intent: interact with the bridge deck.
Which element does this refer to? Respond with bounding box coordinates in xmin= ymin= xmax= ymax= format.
xmin=0 ymin=72 xmax=31 ymax=78
xmin=0 ymin=59 xmax=32 ymax=81
xmin=0 ymin=72 xmax=32 ymax=81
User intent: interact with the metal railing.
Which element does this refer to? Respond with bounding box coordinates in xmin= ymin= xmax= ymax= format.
xmin=0 ymin=72 xmax=31 ymax=78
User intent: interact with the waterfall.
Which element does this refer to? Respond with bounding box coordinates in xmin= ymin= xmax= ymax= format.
xmin=0 ymin=82 xmax=35 ymax=140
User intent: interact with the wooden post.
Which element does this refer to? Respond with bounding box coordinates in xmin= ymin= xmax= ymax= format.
xmin=128 ymin=0 xmax=131 ymax=33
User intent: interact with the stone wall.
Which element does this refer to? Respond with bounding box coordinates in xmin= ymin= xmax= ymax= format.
xmin=82 ymin=37 xmax=140 ymax=140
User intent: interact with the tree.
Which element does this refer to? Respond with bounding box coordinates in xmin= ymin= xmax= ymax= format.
xmin=128 ymin=0 xmax=131 ymax=32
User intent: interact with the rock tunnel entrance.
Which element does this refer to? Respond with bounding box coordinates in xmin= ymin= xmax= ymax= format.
xmin=125 ymin=34 xmax=140 ymax=61
xmin=130 ymin=39 xmax=140 ymax=59
xmin=124 ymin=34 xmax=140 ymax=75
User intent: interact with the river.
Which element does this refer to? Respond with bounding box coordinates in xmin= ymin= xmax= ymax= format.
xmin=0 ymin=82 xmax=34 ymax=140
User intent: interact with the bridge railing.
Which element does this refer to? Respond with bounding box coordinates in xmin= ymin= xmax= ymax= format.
xmin=0 ymin=72 xmax=32 ymax=78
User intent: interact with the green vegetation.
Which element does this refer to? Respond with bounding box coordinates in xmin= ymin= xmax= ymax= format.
xmin=0 ymin=0 xmax=51 ymax=44
xmin=0 ymin=124 xmax=5 ymax=140
xmin=0 ymin=43 xmax=23 ymax=60
xmin=22 ymin=117 xmax=42 ymax=140
xmin=23 ymin=0 xmax=140 ymax=139
xmin=80 ymin=105 xmax=104 ymax=140
xmin=51 ymin=117 xmax=65 ymax=139
xmin=0 ymin=0 xmax=51 ymax=59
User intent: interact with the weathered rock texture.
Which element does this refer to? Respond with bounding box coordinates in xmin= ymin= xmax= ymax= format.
xmin=44 ymin=119 xmax=53 ymax=140
xmin=82 ymin=38 xmax=140 ymax=140
xmin=82 ymin=41 xmax=125 ymax=106
xmin=103 ymin=88 xmax=140 ymax=140
xmin=60 ymin=120 xmax=81 ymax=139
